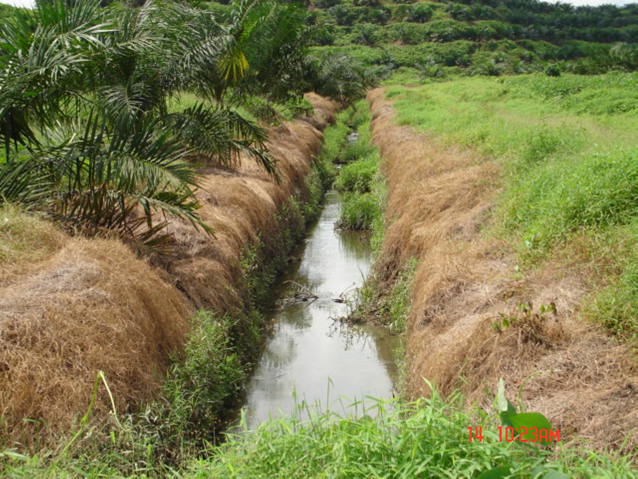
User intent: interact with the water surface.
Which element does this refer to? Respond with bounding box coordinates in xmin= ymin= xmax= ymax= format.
xmin=241 ymin=192 xmax=398 ymax=428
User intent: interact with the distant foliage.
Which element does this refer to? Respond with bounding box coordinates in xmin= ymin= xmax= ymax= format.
xmin=404 ymin=3 xmax=433 ymax=23
xmin=327 ymin=4 xmax=359 ymax=26
xmin=304 ymin=0 xmax=638 ymax=75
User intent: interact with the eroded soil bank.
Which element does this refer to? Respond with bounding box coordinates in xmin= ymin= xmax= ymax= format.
xmin=0 ymin=94 xmax=336 ymax=447
xmin=367 ymin=88 xmax=637 ymax=452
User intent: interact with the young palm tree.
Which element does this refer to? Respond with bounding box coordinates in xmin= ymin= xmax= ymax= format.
xmin=0 ymin=0 xmax=310 ymax=247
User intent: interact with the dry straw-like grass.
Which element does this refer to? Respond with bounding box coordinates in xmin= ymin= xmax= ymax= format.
xmin=368 ymin=88 xmax=637 ymax=452
xmin=0 ymin=93 xmax=336 ymax=448
xmin=159 ymin=93 xmax=335 ymax=311
xmin=0 ymin=236 xmax=191 ymax=447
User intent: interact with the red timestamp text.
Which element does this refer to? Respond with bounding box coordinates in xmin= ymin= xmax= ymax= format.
xmin=467 ymin=426 xmax=560 ymax=443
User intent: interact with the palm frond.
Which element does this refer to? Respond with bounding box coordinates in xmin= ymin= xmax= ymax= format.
xmin=0 ymin=159 xmax=53 ymax=205
xmin=0 ymin=0 xmax=113 ymax=156
xmin=164 ymin=103 xmax=276 ymax=176
xmin=34 ymin=113 xmax=209 ymax=243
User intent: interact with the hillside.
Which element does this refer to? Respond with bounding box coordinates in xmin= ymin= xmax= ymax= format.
xmin=302 ymin=0 xmax=638 ymax=75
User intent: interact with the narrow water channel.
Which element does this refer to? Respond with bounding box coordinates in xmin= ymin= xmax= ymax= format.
xmin=240 ymin=191 xmax=398 ymax=429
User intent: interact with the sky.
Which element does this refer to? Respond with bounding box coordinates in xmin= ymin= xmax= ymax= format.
xmin=0 ymin=0 xmax=634 ymax=9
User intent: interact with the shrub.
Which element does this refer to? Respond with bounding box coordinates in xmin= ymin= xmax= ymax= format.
xmin=303 ymin=53 xmax=369 ymax=103
xmin=359 ymin=6 xmax=392 ymax=25
xmin=159 ymin=311 xmax=248 ymax=450
xmin=545 ymin=64 xmax=561 ymax=76
xmin=336 ymin=192 xmax=380 ymax=230
xmin=405 ymin=3 xmax=433 ymax=23
xmin=334 ymin=153 xmax=379 ymax=193
xmin=327 ymin=5 xmax=358 ymax=26
xmin=354 ymin=24 xmax=380 ymax=46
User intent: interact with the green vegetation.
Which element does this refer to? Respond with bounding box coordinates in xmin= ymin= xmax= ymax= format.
xmin=303 ymin=0 xmax=638 ymax=77
xmin=386 ymin=72 xmax=637 ymax=340
xmin=8 ymin=384 xmax=635 ymax=477
xmin=0 ymin=4 xmax=20 ymax=26
xmin=184 ymin=386 xmax=636 ymax=478
xmin=337 ymin=191 xmax=381 ymax=230
xmin=0 ymin=0 xmax=374 ymax=249
xmin=384 ymin=258 xmax=417 ymax=334
xmin=319 ymin=100 xmax=385 ymax=231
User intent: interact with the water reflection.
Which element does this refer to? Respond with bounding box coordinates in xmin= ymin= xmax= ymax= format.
xmin=239 ymin=192 xmax=398 ymax=429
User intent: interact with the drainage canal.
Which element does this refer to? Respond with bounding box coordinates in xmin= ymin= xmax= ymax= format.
xmin=239 ymin=191 xmax=398 ymax=429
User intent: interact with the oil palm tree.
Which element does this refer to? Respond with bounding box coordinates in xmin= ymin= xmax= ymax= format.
xmin=0 ymin=0 xmax=307 ymax=247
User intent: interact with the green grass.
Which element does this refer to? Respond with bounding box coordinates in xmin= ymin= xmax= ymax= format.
xmin=385 ymin=72 xmax=638 ymax=339
xmin=328 ymin=100 xmax=386 ymax=232
xmin=336 ymin=191 xmax=381 ymax=230
xmin=318 ymin=117 xmax=351 ymax=165
xmin=184 ymin=390 xmax=637 ymax=479
xmin=584 ymin=220 xmax=638 ymax=343
xmin=4 ymin=386 xmax=636 ymax=477
xmin=335 ymin=152 xmax=379 ymax=193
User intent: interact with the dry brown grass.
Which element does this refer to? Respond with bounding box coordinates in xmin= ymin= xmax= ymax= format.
xmin=0 ymin=94 xmax=336 ymax=449
xmin=160 ymin=93 xmax=335 ymax=312
xmin=368 ymin=88 xmax=637 ymax=452
xmin=0 ymin=230 xmax=191 ymax=447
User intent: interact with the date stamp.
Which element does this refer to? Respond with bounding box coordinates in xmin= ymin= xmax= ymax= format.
xmin=468 ymin=426 xmax=560 ymax=443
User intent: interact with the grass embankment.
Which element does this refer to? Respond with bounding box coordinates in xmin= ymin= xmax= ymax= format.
xmin=362 ymin=72 xmax=636 ymax=456
xmin=387 ymin=73 xmax=637 ymax=341
xmin=0 ymin=96 xmax=337 ymax=475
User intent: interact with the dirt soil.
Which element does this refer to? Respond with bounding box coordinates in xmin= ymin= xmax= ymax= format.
xmin=367 ymin=88 xmax=637 ymax=453
xmin=0 ymin=94 xmax=336 ymax=448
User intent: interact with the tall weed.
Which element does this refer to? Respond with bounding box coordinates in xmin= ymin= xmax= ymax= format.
xmin=186 ymin=391 xmax=636 ymax=478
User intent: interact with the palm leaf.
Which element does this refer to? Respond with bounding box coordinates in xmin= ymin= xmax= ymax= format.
xmin=164 ymin=103 xmax=276 ymax=176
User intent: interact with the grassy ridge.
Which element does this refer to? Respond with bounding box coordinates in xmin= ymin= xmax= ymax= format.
xmin=386 ymin=72 xmax=637 ymax=341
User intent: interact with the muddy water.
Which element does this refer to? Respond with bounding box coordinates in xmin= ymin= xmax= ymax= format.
xmin=240 ymin=191 xmax=398 ymax=429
